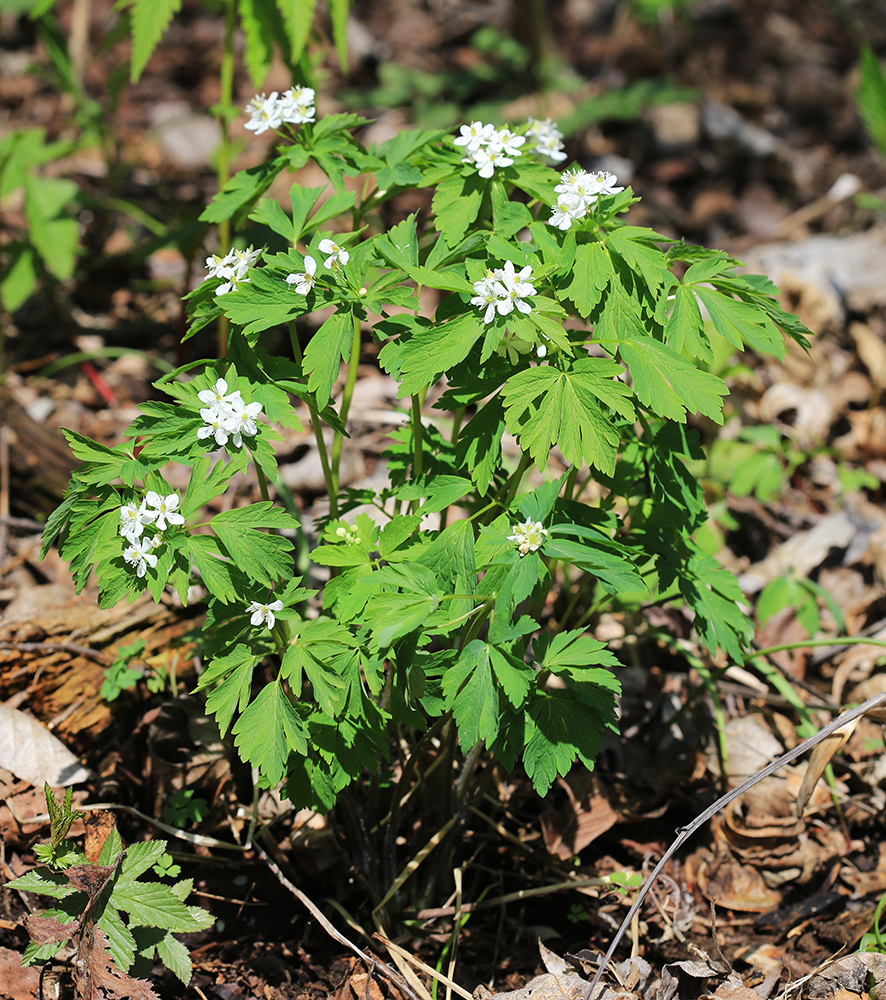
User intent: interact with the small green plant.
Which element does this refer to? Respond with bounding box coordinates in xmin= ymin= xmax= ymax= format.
xmin=8 ymin=786 xmax=212 ymax=990
xmin=100 ymin=638 xmax=147 ymax=702
xmin=42 ymin=95 xmax=811 ymax=921
xmin=162 ymin=789 xmax=210 ymax=829
xmin=860 ymin=890 xmax=886 ymax=954
xmin=0 ymin=128 xmax=83 ymax=315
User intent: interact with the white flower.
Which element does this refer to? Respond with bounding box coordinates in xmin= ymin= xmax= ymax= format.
xmin=144 ymin=491 xmax=185 ymax=531
xmin=286 ymin=255 xmax=317 ymax=294
xmin=279 ymin=85 xmax=316 ymax=124
xmin=215 ymin=258 xmax=250 ymax=296
xmin=549 ymin=193 xmax=586 ymax=230
xmin=197 ymin=408 xmax=235 ymax=446
xmin=492 ymin=261 xmax=535 ymax=317
xmin=120 ymin=499 xmax=157 ymax=542
xmin=244 ymin=91 xmax=283 ymax=135
xmin=471 ymin=274 xmax=498 ymax=324
xmin=198 ymin=378 xmax=241 ymax=415
xmin=490 ymin=127 xmax=526 ymax=158
xmin=247 ymin=599 xmax=284 ymax=629
xmin=591 ymin=169 xmax=624 ymax=197
xmin=527 ymin=117 xmax=567 ymax=162
xmin=454 ymin=121 xmax=496 ymax=152
xmin=507 ymin=518 xmax=548 ymax=557
xmin=228 ymin=398 xmax=263 ymax=448
xmin=455 ymin=121 xmax=524 ymax=179
xmin=471 ymin=261 xmax=535 ymax=322
xmin=204 ymin=250 xmax=236 ymax=280
xmin=549 ymin=168 xmax=624 ymax=229
xmin=123 ymin=535 xmax=160 ymax=578
xmin=318 ymin=239 xmax=349 ymax=269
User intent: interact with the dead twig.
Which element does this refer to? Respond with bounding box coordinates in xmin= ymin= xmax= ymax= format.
xmin=0 ymin=640 xmax=113 ymax=665
xmin=254 ymin=834 xmax=423 ymax=1000
xmin=588 ymin=691 xmax=886 ymax=996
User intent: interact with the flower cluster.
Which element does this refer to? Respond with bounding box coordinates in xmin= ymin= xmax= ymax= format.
xmin=526 ymin=117 xmax=567 ymax=163
xmin=244 ymin=86 xmax=316 ymax=135
xmin=204 ymin=245 xmax=261 ymax=295
xmin=471 ymin=260 xmax=536 ymax=324
xmin=454 ymin=121 xmax=525 ymax=179
xmin=285 ymin=239 xmax=349 ymax=294
xmin=119 ymin=492 xmax=185 ymax=577
xmin=247 ymin=599 xmax=283 ymax=629
xmin=196 ymin=378 xmax=263 ymax=449
xmin=548 ymin=168 xmax=625 ymax=230
xmin=507 ymin=519 xmax=548 ymax=557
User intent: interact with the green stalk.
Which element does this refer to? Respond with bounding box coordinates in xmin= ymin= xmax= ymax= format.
xmin=214 ymin=0 xmax=237 ymax=359
xmin=288 ymin=322 xmax=337 ymax=517
xmin=255 ymin=463 xmax=271 ymax=503
xmin=409 ymin=393 xmax=424 ymax=516
xmin=496 ymin=450 xmax=533 ymax=512
xmin=331 ymin=312 xmax=361 ymax=495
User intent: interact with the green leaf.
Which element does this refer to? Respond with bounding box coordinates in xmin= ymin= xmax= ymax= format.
xmin=249 ymin=197 xmax=294 ymax=241
xmin=535 ymin=628 xmax=621 ymax=678
xmin=303 ymin=310 xmax=353 ymax=406
xmin=0 ymin=243 xmax=39 ymax=311
xmin=112 ymin=880 xmax=203 ymax=932
xmin=618 ymin=337 xmax=728 ymax=423
xmin=432 ymin=172 xmax=484 ymax=246
xmin=237 ymin=0 xmax=276 ymax=88
xmin=130 ymin=0 xmax=182 ymax=82
xmin=198 ymin=645 xmax=259 ymax=737
xmin=858 ymin=46 xmax=886 ymax=161
xmin=182 ymin=457 xmax=237 ymax=519
xmin=211 ymin=502 xmax=297 ymax=586
xmin=443 ymin=641 xmax=502 ymax=750
xmin=693 ymin=284 xmax=783 ymax=358
xmin=118 ymin=841 xmax=168 ymax=884
xmin=381 ymin=311 xmax=486 ymax=398
xmin=188 ymin=534 xmax=245 ymax=603
xmin=200 ymin=157 xmax=285 ymax=226
xmin=275 ymin=0 xmax=317 ymax=64
xmin=490 ymin=180 xmax=533 ymax=240
xmin=562 ymin=241 xmax=613 ymax=317
xmin=97 ymin=902 xmax=137 ymax=971
xmin=605 ymin=226 xmax=672 ymax=290
xmin=156 ymin=930 xmax=193 ymax=985
xmin=677 ymin=552 xmax=754 ymax=663
xmin=327 ymin=0 xmax=349 ymax=69
xmin=665 ymin=283 xmax=711 ymax=361
xmin=501 ymin=359 xmax=634 ymax=475
xmin=233 ymin=679 xmax=308 ymax=785
xmin=24 ymin=176 xmax=79 ymax=280
xmin=523 ymin=689 xmax=611 ymax=795
xmin=397 ymin=475 xmax=473 ymax=514
xmin=6 ymin=867 xmax=78 ymax=899
xmin=365 ymin=590 xmax=440 ymax=650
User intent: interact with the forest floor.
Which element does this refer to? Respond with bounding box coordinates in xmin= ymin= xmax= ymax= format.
xmin=3 ymin=0 xmax=886 ymax=998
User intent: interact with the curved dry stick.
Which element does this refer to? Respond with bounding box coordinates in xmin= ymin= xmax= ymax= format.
xmin=588 ymin=691 xmax=886 ymax=997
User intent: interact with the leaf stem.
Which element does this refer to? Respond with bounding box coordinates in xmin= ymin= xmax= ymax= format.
xmin=215 ymin=0 xmax=237 ymax=360
xmin=288 ymin=322 xmax=337 ymax=517
xmin=331 ymin=312 xmax=361 ymax=495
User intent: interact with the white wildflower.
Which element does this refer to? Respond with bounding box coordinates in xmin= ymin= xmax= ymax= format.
xmin=244 ymin=92 xmax=283 ymax=135
xmin=198 ymin=378 xmax=241 ymax=416
xmin=471 ymin=260 xmax=535 ymax=322
xmin=229 ymin=398 xmax=263 ymax=448
xmin=507 ymin=519 xmax=548 ymax=557
xmin=548 ymin=192 xmax=586 ymax=230
xmin=318 ymin=238 xmax=349 ymax=269
xmin=279 ymin=85 xmax=316 ymax=124
xmin=285 ymin=255 xmax=317 ymax=294
xmin=492 ymin=260 xmax=535 ymax=317
xmin=455 ymin=122 xmax=524 ymax=179
xmin=123 ymin=535 xmax=160 ymax=578
xmin=247 ymin=599 xmax=284 ymax=629
xmin=144 ymin=491 xmax=185 ymax=531
xmin=549 ymin=167 xmax=624 ymax=229
xmin=119 ymin=499 xmax=156 ymax=543
xmin=527 ymin=117 xmax=567 ymax=162
xmin=197 ymin=409 xmax=235 ymax=447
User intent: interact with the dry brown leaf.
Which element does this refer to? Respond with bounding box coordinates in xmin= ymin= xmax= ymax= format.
xmin=0 ymin=704 xmax=92 ymax=787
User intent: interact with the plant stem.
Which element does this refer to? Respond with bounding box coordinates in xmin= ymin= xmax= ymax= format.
xmin=255 ymin=463 xmax=271 ymax=503
xmin=497 ymin=450 xmax=533 ymax=512
xmin=215 ymin=0 xmax=236 ymax=359
xmin=288 ymin=322 xmax=337 ymax=517
xmin=331 ymin=312 xmax=361 ymax=495
xmin=409 ymin=393 xmax=425 ymax=515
